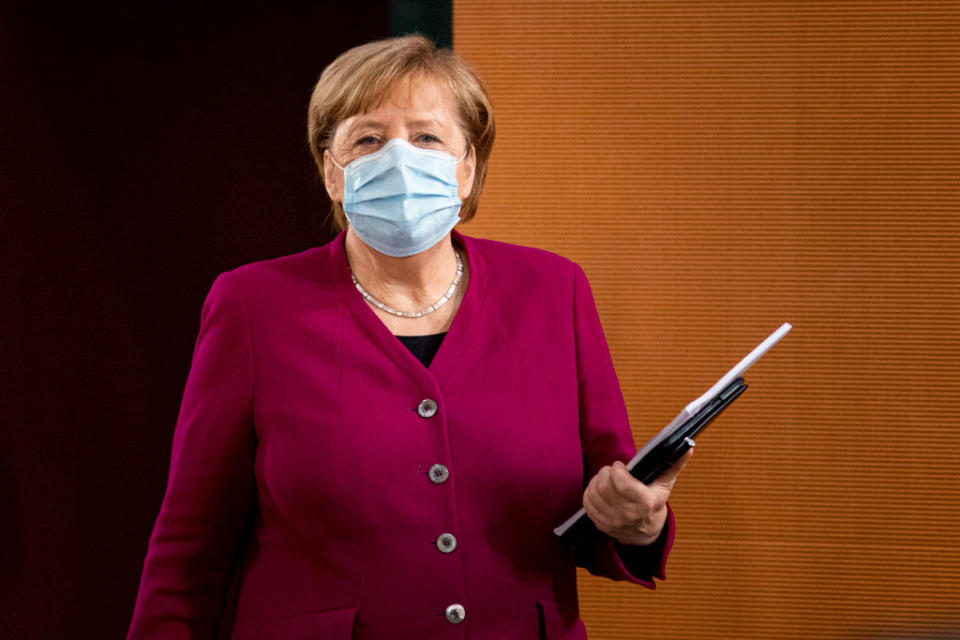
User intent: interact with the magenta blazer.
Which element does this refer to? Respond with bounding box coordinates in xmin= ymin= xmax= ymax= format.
xmin=128 ymin=230 xmax=675 ymax=639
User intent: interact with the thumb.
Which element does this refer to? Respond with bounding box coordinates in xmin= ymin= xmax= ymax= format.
xmin=651 ymin=447 xmax=693 ymax=491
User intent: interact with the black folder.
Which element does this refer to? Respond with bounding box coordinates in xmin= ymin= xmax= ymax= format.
xmin=554 ymin=377 xmax=746 ymax=546
xmin=553 ymin=322 xmax=792 ymax=546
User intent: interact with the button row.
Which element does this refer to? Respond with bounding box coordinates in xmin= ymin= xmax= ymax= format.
xmin=418 ymin=398 xmax=461 ymax=626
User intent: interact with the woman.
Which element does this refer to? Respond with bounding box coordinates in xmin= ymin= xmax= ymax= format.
xmin=128 ymin=35 xmax=690 ymax=639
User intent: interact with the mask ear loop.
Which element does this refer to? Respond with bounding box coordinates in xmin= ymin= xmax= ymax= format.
xmin=327 ymin=150 xmax=346 ymax=171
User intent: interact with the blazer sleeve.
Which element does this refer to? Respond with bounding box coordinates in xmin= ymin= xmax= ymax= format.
xmin=569 ymin=262 xmax=675 ymax=589
xmin=128 ymin=272 xmax=257 ymax=639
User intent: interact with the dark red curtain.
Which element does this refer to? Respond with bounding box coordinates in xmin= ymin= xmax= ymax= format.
xmin=0 ymin=4 xmax=388 ymax=636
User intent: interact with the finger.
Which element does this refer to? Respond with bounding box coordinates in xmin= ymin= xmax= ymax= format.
xmin=601 ymin=463 xmax=657 ymax=526
xmin=591 ymin=467 xmax=629 ymax=517
xmin=583 ymin=483 xmax=618 ymax=529
xmin=608 ymin=461 xmax=648 ymax=504
xmin=583 ymin=471 xmax=611 ymax=516
xmin=594 ymin=465 xmax=622 ymax=508
xmin=652 ymin=448 xmax=693 ymax=490
xmin=612 ymin=467 xmax=659 ymax=523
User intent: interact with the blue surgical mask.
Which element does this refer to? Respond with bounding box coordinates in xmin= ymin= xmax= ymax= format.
xmin=331 ymin=138 xmax=467 ymax=257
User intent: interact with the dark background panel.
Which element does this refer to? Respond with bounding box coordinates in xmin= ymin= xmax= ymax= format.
xmin=0 ymin=2 xmax=457 ymax=636
xmin=391 ymin=0 xmax=452 ymax=48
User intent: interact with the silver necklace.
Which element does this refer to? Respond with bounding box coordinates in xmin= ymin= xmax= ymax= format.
xmin=351 ymin=251 xmax=464 ymax=318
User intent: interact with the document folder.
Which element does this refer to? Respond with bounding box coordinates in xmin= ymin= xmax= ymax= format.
xmin=554 ymin=322 xmax=792 ymax=545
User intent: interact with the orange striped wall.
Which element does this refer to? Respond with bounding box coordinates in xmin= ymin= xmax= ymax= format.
xmin=454 ymin=2 xmax=960 ymax=638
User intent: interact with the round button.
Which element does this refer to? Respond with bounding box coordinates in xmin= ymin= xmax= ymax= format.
xmin=445 ymin=603 xmax=466 ymax=624
xmin=417 ymin=398 xmax=438 ymax=419
xmin=436 ymin=533 xmax=457 ymax=553
xmin=429 ymin=463 xmax=449 ymax=484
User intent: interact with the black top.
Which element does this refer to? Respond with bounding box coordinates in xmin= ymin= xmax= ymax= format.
xmin=396 ymin=332 xmax=447 ymax=368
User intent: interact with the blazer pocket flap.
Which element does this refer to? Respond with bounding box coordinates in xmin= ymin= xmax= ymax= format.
xmin=253 ymin=606 xmax=359 ymax=639
xmin=537 ymin=599 xmax=587 ymax=640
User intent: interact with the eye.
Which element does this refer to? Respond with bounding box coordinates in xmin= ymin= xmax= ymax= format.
xmin=415 ymin=133 xmax=442 ymax=145
xmin=355 ymin=135 xmax=379 ymax=146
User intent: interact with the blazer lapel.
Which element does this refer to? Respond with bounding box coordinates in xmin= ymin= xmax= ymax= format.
xmin=428 ymin=229 xmax=488 ymax=386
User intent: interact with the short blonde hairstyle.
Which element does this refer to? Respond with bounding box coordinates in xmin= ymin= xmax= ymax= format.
xmin=307 ymin=35 xmax=496 ymax=230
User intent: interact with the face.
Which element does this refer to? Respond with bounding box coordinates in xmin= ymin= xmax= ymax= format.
xmin=323 ymin=75 xmax=477 ymax=205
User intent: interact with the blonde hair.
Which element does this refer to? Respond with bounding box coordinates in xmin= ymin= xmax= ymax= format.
xmin=307 ymin=35 xmax=496 ymax=230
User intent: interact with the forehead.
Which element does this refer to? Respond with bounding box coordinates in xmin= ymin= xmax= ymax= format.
xmin=339 ymin=75 xmax=459 ymax=132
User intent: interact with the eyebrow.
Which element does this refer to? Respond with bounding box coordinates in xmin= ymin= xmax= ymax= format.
xmin=346 ymin=118 xmax=384 ymax=132
xmin=406 ymin=118 xmax=444 ymax=129
xmin=345 ymin=117 xmax=445 ymax=134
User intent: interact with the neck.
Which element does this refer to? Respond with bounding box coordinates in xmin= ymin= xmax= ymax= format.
xmin=344 ymin=227 xmax=459 ymax=309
